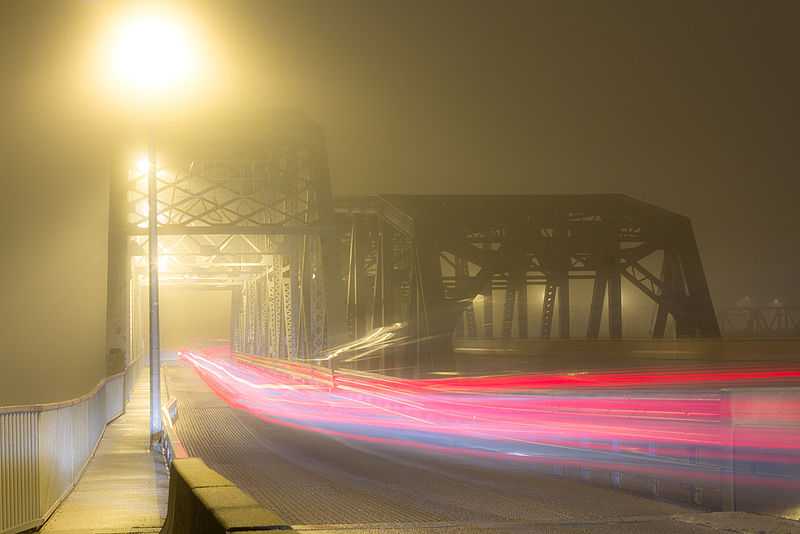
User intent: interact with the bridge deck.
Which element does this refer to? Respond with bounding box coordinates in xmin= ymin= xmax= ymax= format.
xmin=164 ymin=359 xmax=798 ymax=533
xmin=40 ymin=375 xmax=169 ymax=534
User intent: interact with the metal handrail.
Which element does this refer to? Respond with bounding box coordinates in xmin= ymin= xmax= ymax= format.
xmin=0 ymin=356 xmax=146 ymax=534
xmin=0 ymin=356 xmax=145 ymax=414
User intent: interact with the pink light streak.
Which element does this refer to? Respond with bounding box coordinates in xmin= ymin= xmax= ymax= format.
xmin=179 ymin=347 xmax=800 ymax=494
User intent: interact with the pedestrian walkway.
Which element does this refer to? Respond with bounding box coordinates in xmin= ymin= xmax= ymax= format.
xmin=40 ymin=375 xmax=169 ymax=534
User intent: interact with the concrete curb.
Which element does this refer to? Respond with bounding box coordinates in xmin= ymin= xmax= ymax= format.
xmin=161 ymin=458 xmax=292 ymax=533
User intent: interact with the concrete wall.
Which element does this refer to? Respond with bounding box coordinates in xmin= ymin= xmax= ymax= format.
xmin=0 ymin=141 xmax=111 ymax=406
xmin=160 ymin=288 xmax=232 ymax=351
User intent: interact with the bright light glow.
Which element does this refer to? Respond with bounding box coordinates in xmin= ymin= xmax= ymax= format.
xmin=135 ymin=156 xmax=150 ymax=174
xmin=159 ymin=255 xmax=172 ymax=272
xmin=109 ymin=13 xmax=198 ymax=94
xmin=134 ymin=156 xmax=169 ymax=180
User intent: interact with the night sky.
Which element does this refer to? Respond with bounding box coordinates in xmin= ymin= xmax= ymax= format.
xmin=2 ymin=0 xmax=798 ymax=309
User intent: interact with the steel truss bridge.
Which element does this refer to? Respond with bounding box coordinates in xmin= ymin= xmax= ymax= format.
xmin=105 ymin=113 xmax=720 ymax=369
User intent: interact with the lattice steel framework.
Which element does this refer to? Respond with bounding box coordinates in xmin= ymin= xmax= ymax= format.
xmin=116 ymin=116 xmax=339 ymax=360
xmin=335 ymin=194 xmax=720 ymax=358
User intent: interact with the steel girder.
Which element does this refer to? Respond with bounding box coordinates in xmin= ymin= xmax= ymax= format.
xmin=334 ymin=194 xmax=720 ymax=351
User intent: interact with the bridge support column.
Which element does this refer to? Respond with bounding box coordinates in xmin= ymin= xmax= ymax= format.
xmin=673 ymin=219 xmax=720 ymax=337
xmin=652 ymin=250 xmax=677 ymax=339
xmin=373 ymin=221 xmax=395 ymax=371
xmin=230 ymin=287 xmax=243 ymax=352
xmin=257 ymin=276 xmax=268 ymax=355
xmin=502 ymin=277 xmax=516 ymax=338
xmin=608 ymin=266 xmax=623 ymax=339
xmin=502 ymin=266 xmax=528 ymax=338
xmin=587 ymin=269 xmax=607 ymax=339
xmin=346 ymin=214 xmax=371 ymax=342
xmin=482 ymin=282 xmax=494 ymax=338
xmin=377 ymin=221 xmax=395 ymax=327
xmin=558 ymin=272 xmax=571 ymax=339
xmin=267 ymin=257 xmax=284 ymax=358
xmin=281 ymin=250 xmax=300 ymax=359
xmin=298 ymin=236 xmax=327 ymax=359
xmin=410 ymin=236 xmax=455 ymax=372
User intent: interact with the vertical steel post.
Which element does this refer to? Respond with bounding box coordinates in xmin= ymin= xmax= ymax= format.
xmin=147 ymin=137 xmax=162 ymax=447
xmin=517 ymin=270 xmax=528 ymax=338
xmin=482 ymin=281 xmax=494 ymax=338
xmin=673 ymin=218 xmax=720 ymax=337
xmin=501 ymin=279 xmax=516 ymax=338
xmin=557 ymin=227 xmax=571 ymax=339
xmin=587 ymin=269 xmax=607 ymax=338
xmin=608 ymin=267 xmax=623 ymax=339
xmin=558 ymin=274 xmax=571 ymax=339
xmin=652 ymin=250 xmax=674 ymax=338
xmin=540 ymin=283 xmax=556 ymax=338
xmin=230 ymin=287 xmax=243 ymax=352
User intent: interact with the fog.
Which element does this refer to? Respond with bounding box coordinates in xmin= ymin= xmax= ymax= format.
xmin=159 ymin=287 xmax=231 ymax=352
xmin=2 ymin=1 xmax=799 ymax=405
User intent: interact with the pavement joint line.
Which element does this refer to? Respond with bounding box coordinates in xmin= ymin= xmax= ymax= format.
xmin=288 ymin=512 xmax=800 ymax=531
xmin=288 ymin=513 xmax=707 ymax=530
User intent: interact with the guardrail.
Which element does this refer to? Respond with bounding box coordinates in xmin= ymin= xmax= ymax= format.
xmin=0 ymin=356 xmax=145 ymax=534
xmin=161 ymin=398 xmax=187 ymax=466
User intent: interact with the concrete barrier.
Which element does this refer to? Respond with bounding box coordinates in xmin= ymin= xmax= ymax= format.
xmin=161 ymin=458 xmax=292 ymax=533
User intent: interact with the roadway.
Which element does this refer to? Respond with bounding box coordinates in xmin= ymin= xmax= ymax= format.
xmin=163 ymin=349 xmax=800 ymax=533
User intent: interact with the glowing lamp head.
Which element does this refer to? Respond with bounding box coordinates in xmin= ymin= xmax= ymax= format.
xmin=109 ymin=13 xmax=198 ymax=95
xmin=135 ymin=156 xmax=150 ymax=175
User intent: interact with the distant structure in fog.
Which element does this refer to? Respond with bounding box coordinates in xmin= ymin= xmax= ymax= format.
xmin=724 ymin=298 xmax=800 ymax=337
xmin=108 ymin=113 xmax=722 ymax=370
xmin=334 ymin=194 xmax=720 ymax=353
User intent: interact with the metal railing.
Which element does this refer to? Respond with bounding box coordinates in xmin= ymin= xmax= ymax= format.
xmin=160 ymin=398 xmax=187 ymax=466
xmin=0 ymin=356 xmax=145 ymax=534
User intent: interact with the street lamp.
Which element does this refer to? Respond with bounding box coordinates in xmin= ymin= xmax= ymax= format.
xmin=108 ymin=12 xmax=199 ymax=448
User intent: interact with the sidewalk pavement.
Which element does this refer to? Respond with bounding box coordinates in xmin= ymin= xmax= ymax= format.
xmin=40 ymin=375 xmax=169 ymax=534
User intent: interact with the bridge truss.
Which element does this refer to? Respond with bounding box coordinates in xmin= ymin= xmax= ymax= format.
xmin=106 ymin=116 xmax=339 ymax=366
xmin=105 ymin=121 xmax=720 ymax=370
xmin=334 ymin=194 xmax=720 ymax=353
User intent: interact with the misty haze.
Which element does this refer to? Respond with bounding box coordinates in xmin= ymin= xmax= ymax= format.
xmin=1 ymin=2 xmax=799 ymax=534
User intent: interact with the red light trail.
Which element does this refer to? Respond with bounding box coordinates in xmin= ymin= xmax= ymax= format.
xmin=179 ymin=346 xmax=800 ymax=494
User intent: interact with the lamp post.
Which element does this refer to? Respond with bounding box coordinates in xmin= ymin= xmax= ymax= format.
xmin=147 ymin=137 xmax=161 ymax=445
xmin=108 ymin=12 xmax=199 ymax=448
